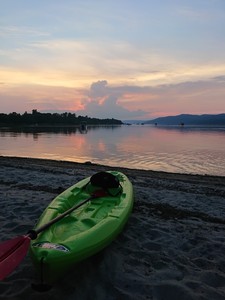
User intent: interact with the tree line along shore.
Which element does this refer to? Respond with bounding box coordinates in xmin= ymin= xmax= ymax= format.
xmin=0 ymin=110 xmax=123 ymax=126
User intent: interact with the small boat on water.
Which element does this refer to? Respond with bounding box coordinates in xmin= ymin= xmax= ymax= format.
xmin=29 ymin=171 xmax=134 ymax=284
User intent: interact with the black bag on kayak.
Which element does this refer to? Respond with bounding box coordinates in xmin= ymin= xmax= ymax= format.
xmin=90 ymin=172 xmax=120 ymax=189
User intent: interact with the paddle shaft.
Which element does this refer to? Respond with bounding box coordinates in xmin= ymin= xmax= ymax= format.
xmin=29 ymin=193 xmax=99 ymax=239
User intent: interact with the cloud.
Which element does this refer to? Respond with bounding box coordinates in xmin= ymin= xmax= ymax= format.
xmin=1 ymin=77 xmax=224 ymax=120
xmin=0 ymin=25 xmax=49 ymax=38
xmin=77 ymin=80 xmax=148 ymax=119
xmin=88 ymin=80 xmax=108 ymax=100
xmin=0 ymin=84 xmax=84 ymax=113
xmin=82 ymin=78 xmax=225 ymax=119
xmin=213 ymin=75 xmax=225 ymax=82
xmin=1 ymin=33 xmax=225 ymax=90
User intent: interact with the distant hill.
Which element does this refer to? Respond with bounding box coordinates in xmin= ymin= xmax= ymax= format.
xmin=144 ymin=114 xmax=225 ymax=126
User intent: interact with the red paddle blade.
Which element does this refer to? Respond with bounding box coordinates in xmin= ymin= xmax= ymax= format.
xmin=0 ymin=235 xmax=31 ymax=280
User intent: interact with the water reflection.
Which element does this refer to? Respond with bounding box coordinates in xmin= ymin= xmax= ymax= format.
xmin=0 ymin=125 xmax=121 ymax=140
xmin=153 ymin=124 xmax=225 ymax=133
xmin=0 ymin=125 xmax=225 ymax=176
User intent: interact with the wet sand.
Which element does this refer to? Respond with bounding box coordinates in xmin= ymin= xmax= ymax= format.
xmin=0 ymin=156 xmax=225 ymax=300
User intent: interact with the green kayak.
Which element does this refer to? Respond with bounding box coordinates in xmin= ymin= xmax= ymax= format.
xmin=29 ymin=171 xmax=134 ymax=284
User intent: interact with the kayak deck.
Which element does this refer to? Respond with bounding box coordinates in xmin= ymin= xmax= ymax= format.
xmin=47 ymin=195 xmax=121 ymax=241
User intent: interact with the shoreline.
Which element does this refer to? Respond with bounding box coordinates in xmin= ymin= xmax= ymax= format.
xmin=1 ymin=155 xmax=225 ymax=299
xmin=1 ymin=155 xmax=225 ymax=181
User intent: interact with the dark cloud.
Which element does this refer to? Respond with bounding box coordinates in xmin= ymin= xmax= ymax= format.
xmin=77 ymin=77 xmax=225 ymax=120
xmin=212 ymin=75 xmax=225 ymax=82
xmin=77 ymin=80 xmax=148 ymax=119
xmin=89 ymin=80 xmax=108 ymax=99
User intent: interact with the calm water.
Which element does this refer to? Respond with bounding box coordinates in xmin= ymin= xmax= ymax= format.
xmin=0 ymin=125 xmax=225 ymax=176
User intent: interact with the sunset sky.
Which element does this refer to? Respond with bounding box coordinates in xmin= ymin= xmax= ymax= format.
xmin=0 ymin=0 xmax=225 ymax=120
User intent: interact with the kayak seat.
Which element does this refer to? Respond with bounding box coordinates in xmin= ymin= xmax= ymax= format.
xmin=84 ymin=171 xmax=123 ymax=197
xmin=90 ymin=171 xmax=120 ymax=189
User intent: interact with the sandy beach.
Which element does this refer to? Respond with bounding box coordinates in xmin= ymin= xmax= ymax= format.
xmin=0 ymin=156 xmax=225 ymax=300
